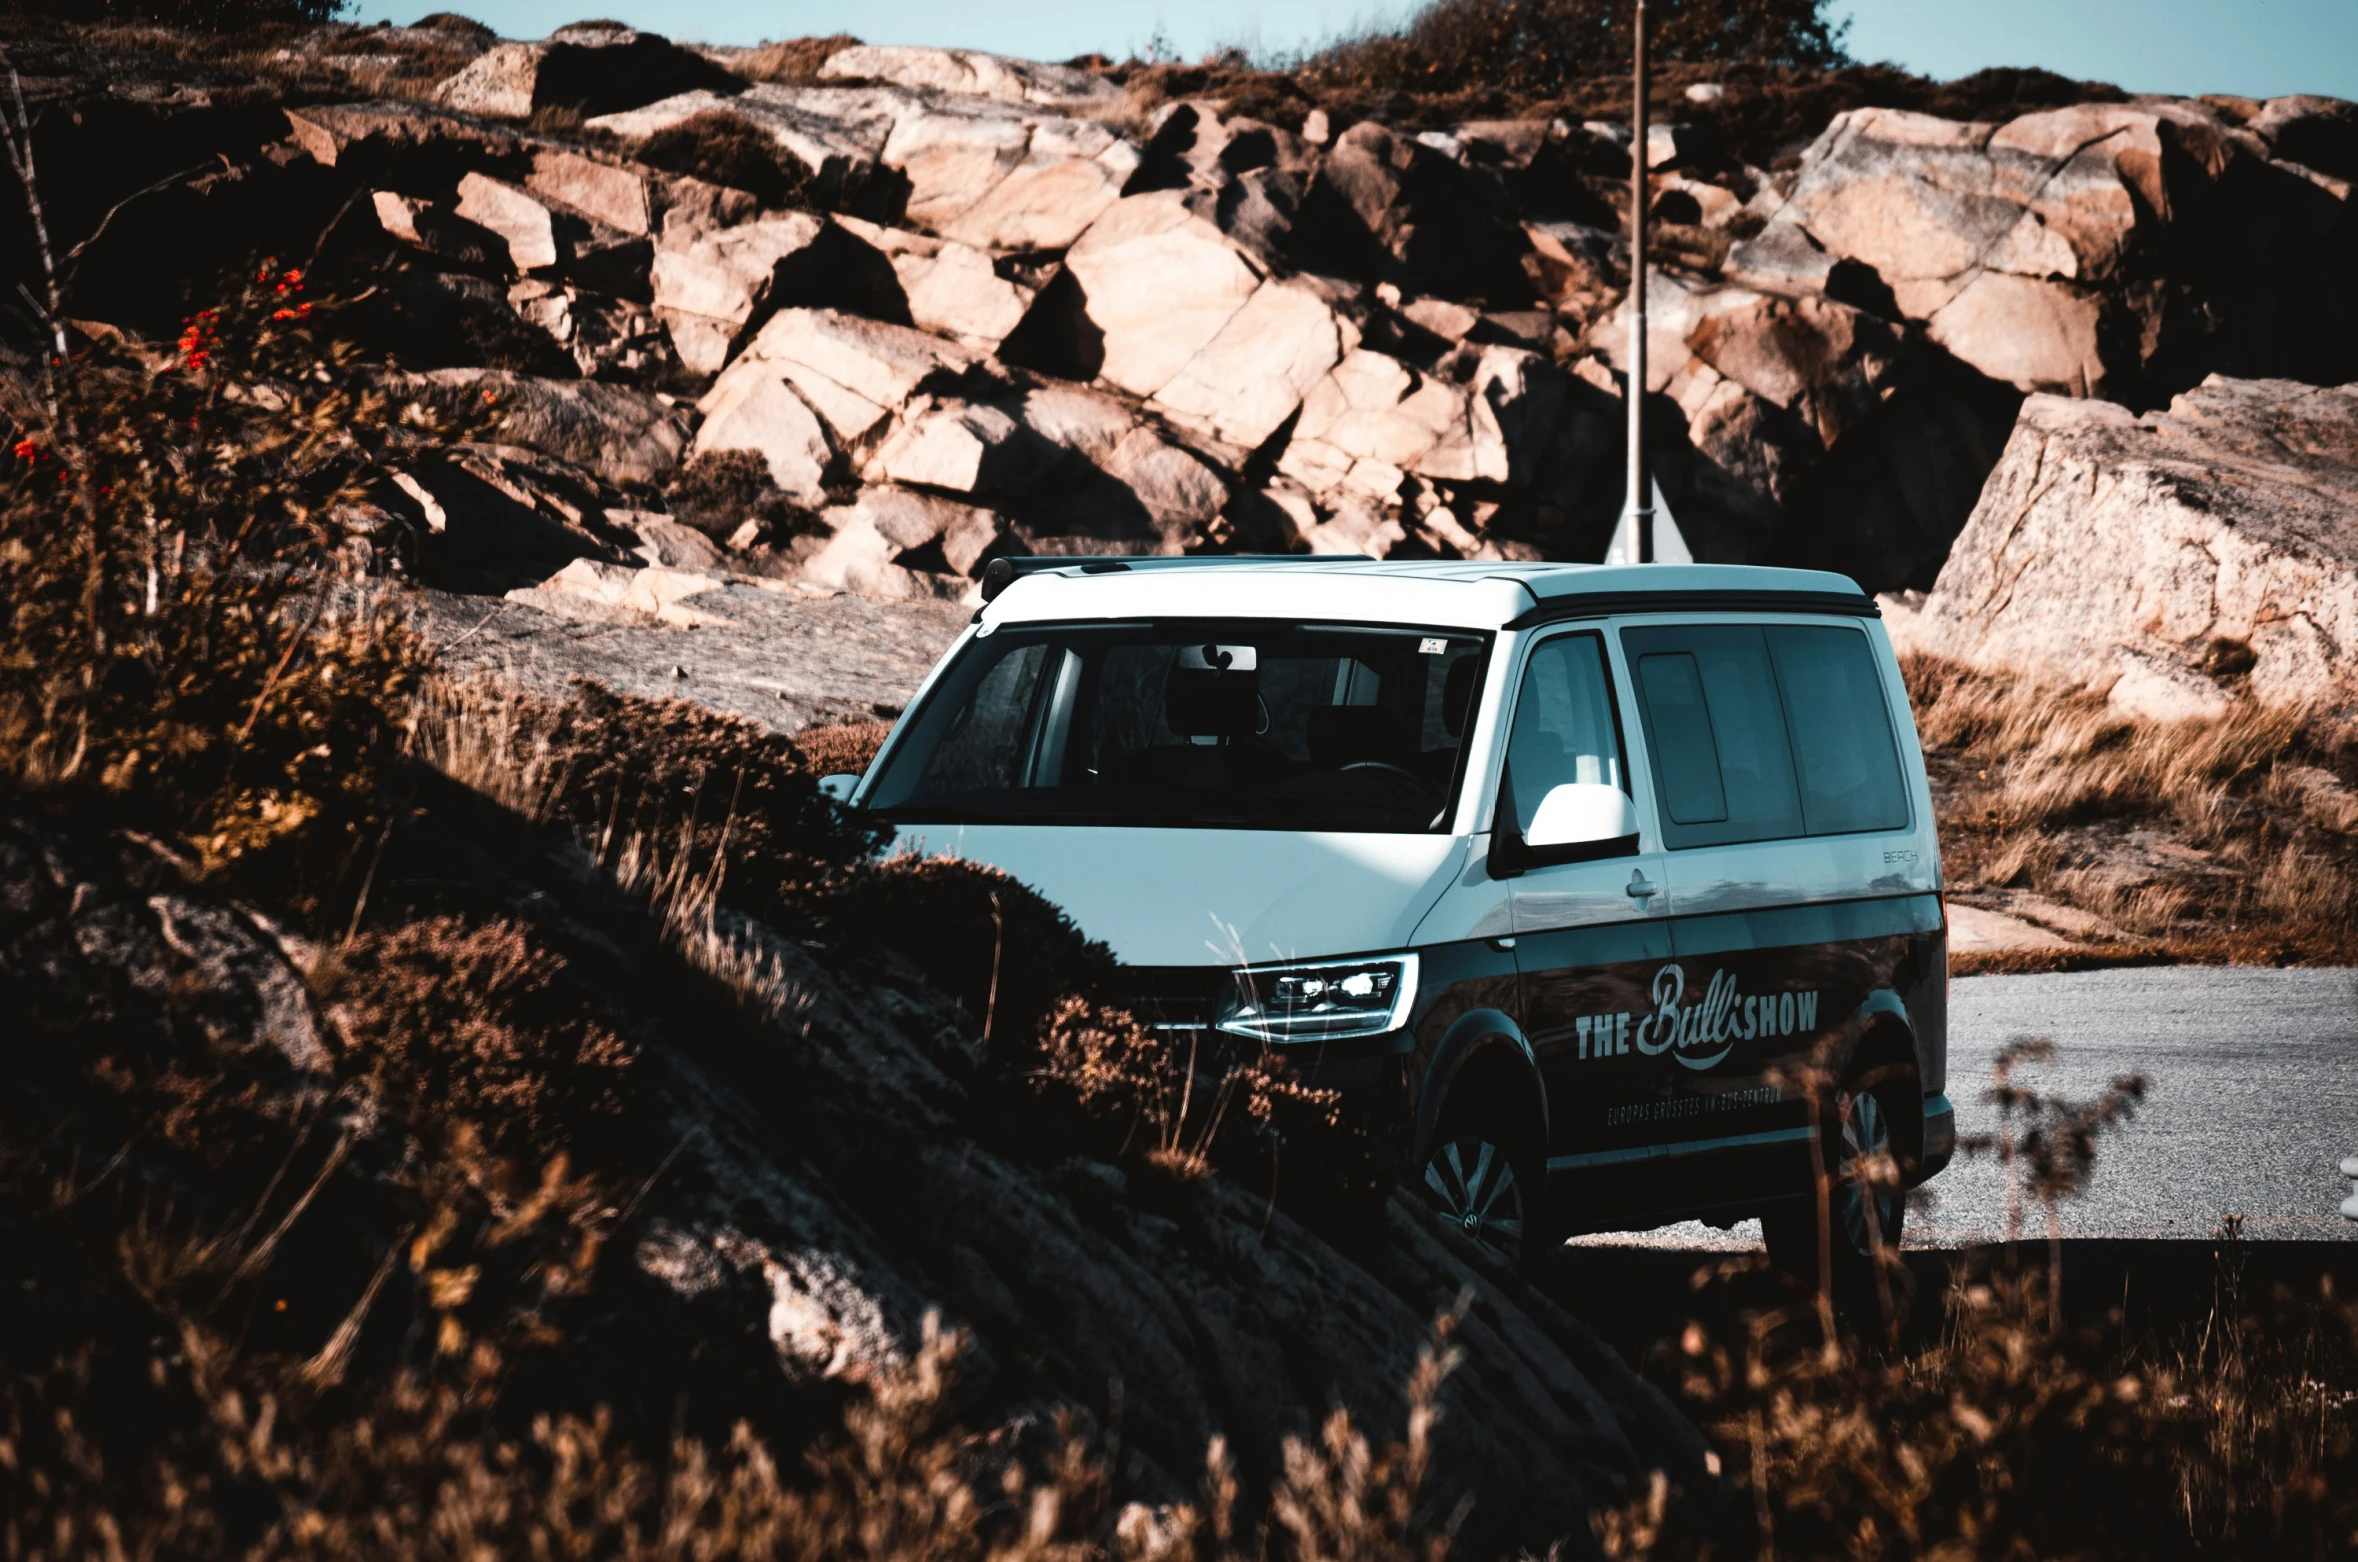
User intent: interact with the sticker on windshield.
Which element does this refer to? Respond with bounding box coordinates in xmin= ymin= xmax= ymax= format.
xmin=1418 ymin=637 xmax=1448 ymax=655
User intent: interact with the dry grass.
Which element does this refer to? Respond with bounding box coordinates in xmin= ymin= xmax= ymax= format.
xmin=728 ymin=33 xmax=860 ymax=85
xmin=0 ymin=264 xmax=440 ymax=907
xmin=793 ymin=716 xmax=893 ymax=778
xmin=635 ymin=110 xmax=816 ymax=210
xmin=1904 ymin=653 xmax=2358 ymax=963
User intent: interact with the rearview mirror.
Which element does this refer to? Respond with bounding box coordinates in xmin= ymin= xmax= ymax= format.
xmin=1523 ymin=782 xmax=1639 ymax=864
xmin=817 ymin=774 xmax=859 ymax=803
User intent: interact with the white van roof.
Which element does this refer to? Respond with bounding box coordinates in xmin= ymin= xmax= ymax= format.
xmin=976 ymin=557 xmax=1878 ymax=634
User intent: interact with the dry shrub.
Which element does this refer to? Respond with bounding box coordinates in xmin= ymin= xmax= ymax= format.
xmin=1301 ymin=0 xmax=1847 ymax=101
xmin=1035 ymin=996 xmax=1340 ymax=1181
xmin=636 ymin=110 xmax=814 ymax=209
xmin=731 ymin=33 xmax=860 ymax=84
xmin=2045 ymin=867 xmax=2196 ymax=936
xmin=792 ymin=716 xmax=893 ymax=778
xmin=665 ymin=446 xmax=820 ymax=541
xmin=409 ymin=676 xmax=889 ymax=911
xmin=826 ymin=852 xmax=1121 ymax=1051
xmin=2256 ymin=841 xmax=2358 ymax=923
xmin=413 ymin=680 xmax=1343 ymax=1198
xmin=1972 ymin=829 xmax=2059 ymax=890
xmin=0 ymin=264 xmax=434 ymax=896
xmin=1903 ymin=652 xmax=2307 ymax=838
xmin=326 ymin=915 xmax=641 ymax=1153
xmin=29 ymin=0 xmax=334 ymax=25
xmin=411 ymin=11 xmax=495 ymax=37
xmin=3 ymin=1288 xmax=1471 ymax=1561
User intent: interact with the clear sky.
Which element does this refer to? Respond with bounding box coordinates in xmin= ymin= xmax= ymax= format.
xmin=347 ymin=0 xmax=2358 ymax=103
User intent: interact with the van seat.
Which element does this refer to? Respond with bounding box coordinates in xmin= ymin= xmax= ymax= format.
xmin=1308 ymin=706 xmax=1415 ymax=772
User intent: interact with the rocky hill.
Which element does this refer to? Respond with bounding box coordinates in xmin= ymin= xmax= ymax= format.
xmin=4 ymin=17 xmax=2353 ymax=623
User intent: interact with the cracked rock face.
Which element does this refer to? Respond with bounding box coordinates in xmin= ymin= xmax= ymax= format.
xmin=1886 ymin=376 xmax=2358 ymax=721
xmin=1731 ymin=99 xmax=2358 ymax=405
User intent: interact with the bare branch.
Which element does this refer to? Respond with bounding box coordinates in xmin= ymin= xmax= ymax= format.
xmin=59 ymin=156 xmax=233 ymax=278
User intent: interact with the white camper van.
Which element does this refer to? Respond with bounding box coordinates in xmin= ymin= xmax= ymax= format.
xmin=832 ymin=557 xmax=1954 ymax=1281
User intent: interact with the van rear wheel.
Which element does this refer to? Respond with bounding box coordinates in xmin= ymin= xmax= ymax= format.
xmin=1418 ymin=1101 xmax=1542 ymax=1270
xmin=1763 ymin=1064 xmax=1916 ymax=1322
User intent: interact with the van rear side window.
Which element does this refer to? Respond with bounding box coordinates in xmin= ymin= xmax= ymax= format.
xmin=1624 ymin=623 xmax=1907 ymax=848
xmin=1766 ymin=626 xmax=1912 ymax=836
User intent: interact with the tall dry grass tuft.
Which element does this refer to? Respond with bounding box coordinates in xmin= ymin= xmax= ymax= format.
xmin=1903 ymin=652 xmax=2312 ymax=840
xmin=1903 ymin=652 xmax=2358 ymax=957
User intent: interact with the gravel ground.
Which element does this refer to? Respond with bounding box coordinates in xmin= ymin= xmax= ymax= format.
xmin=408 ymin=584 xmax=972 ymax=735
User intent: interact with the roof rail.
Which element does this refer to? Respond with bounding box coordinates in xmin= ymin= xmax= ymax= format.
xmin=977 ymin=553 xmax=1373 ymax=602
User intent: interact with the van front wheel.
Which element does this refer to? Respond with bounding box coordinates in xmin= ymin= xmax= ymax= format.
xmin=1417 ymin=1102 xmax=1542 ymax=1270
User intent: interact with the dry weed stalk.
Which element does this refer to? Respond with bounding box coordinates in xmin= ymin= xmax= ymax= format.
xmin=0 ymin=260 xmax=435 ymax=891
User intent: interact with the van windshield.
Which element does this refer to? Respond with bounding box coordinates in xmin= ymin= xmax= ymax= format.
xmin=865 ymin=621 xmax=1491 ymax=833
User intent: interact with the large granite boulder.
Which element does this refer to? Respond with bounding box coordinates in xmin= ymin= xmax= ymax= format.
xmin=1887 ymin=377 xmax=2358 ymax=721
xmin=283 ymin=98 xmax=521 ymax=177
xmin=1055 ymin=190 xmax=1358 ymax=450
xmin=651 ymin=212 xmax=827 ymax=373
xmin=693 ymin=308 xmax=981 ymax=500
xmin=432 ymin=23 xmax=739 ymax=120
xmin=817 ymin=43 xmax=1123 ymax=111
xmin=832 ymin=217 xmax=1035 ymax=348
xmin=1733 ymin=99 xmax=2358 ymax=404
xmin=1588 ymin=269 xmax=2020 ymax=584
xmin=1294 ymin=120 xmax=1539 ymax=306
xmin=452 ymin=170 xmax=650 ymax=294
xmin=590 ymin=82 xmax=1139 ymax=248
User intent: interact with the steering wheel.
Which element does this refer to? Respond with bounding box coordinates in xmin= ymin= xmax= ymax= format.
xmin=1339 ymin=760 xmax=1431 ymax=792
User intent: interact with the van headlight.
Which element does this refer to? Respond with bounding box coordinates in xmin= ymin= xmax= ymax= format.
xmin=1216 ymin=954 xmax=1419 ymax=1044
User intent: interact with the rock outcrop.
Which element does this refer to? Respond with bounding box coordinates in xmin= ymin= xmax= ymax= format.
xmin=433 ymin=22 xmax=738 ymax=120
xmin=11 ymin=23 xmax=2358 ymax=605
xmin=818 ymin=43 xmax=1125 ymax=110
xmin=1886 ymin=377 xmax=2358 ymax=722
xmin=1732 ymin=99 xmax=2358 ymax=404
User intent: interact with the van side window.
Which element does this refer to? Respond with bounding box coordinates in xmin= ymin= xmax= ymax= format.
xmin=1766 ymin=626 xmax=1912 ymax=835
xmin=1631 ymin=652 xmax=1726 ymax=824
xmin=1504 ymin=633 xmax=1626 ymax=834
xmin=1625 ymin=623 xmax=1910 ymax=847
xmin=1624 ymin=625 xmax=1803 ymax=848
xmin=914 ymin=641 xmax=1053 ymax=795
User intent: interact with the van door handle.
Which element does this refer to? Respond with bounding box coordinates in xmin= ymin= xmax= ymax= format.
xmin=1625 ymin=870 xmax=1658 ymax=901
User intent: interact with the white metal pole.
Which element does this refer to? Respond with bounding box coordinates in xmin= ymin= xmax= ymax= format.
xmin=1624 ymin=0 xmax=1653 ymax=563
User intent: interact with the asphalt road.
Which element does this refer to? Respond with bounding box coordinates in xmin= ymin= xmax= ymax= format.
xmin=1569 ymin=965 xmax=2358 ymax=1250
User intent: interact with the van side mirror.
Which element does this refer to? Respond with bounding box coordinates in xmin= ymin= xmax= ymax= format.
xmin=817 ymin=774 xmax=859 ymax=803
xmin=1521 ymin=782 xmax=1639 ymax=865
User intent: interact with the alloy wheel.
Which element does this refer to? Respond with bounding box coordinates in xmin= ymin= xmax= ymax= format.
xmin=1422 ymin=1135 xmax=1525 ymax=1262
xmin=1833 ymin=1088 xmax=1900 ymax=1256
